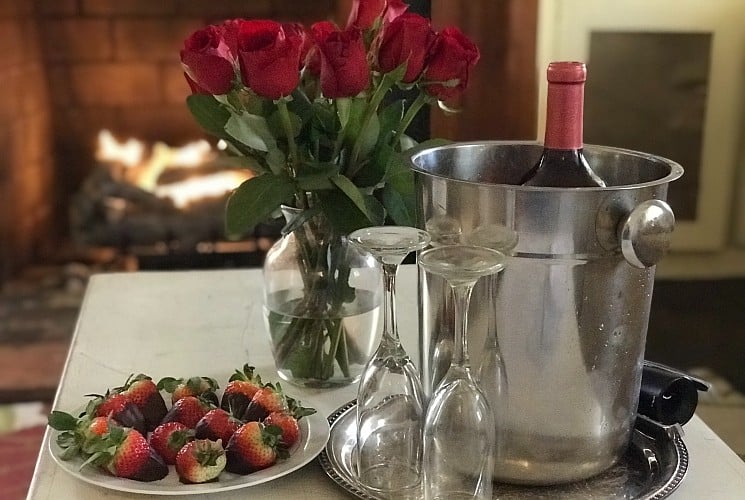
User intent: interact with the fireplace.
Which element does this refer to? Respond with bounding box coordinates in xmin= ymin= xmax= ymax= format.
xmin=69 ymin=130 xmax=283 ymax=269
xmin=0 ymin=0 xmax=337 ymax=281
xmin=0 ymin=0 xmax=538 ymax=281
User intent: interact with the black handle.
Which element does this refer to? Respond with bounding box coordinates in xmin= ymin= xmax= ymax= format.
xmin=637 ymin=361 xmax=710 ymax=426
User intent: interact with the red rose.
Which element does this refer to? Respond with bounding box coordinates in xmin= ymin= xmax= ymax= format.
xmin=382 ymin=0 xmax=409 ymax=25
xmin=422 ymin=27 xmax=480 ymax=101
xmin=237 ymin=20 xmax=304 ymax=100
xmin=219 ymin=19 xmax=241 ymax=58
xmin=183 ymin=72 xmax=209 ymax=95
xmin=311 ymin=23 xmax=370 ymax=98
xmin=378 ymin=13 xmax=435 ymax=83
xmin=180 ymin=25 xmax=236 ymax=95
xmin=347 ymin=0 xmax=408 ymax=30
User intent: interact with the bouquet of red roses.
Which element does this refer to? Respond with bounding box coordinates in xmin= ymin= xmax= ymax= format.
xmin=180 ymin=0 xmax=479 ymax=236
xmin=180 ymin=0 xmax=479 ymax=384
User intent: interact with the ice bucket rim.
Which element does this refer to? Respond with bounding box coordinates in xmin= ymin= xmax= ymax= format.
xmin=409 ymin=140 xmax=684 ymax=191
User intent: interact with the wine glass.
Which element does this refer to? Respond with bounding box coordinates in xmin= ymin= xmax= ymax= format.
xmin=466 ymin=224 xmax=517 ymax=461
xmin=349 ymin=226 xmax=431 ymax=494
xmin=418 ymin=244 xmax=506 ymax=500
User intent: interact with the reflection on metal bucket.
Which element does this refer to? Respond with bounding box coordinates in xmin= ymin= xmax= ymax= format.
xmin=412 ymin=141 xmax=683 ymax=485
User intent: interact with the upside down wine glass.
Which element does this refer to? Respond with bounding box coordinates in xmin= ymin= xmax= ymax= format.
xmin=349 ymin=226 xmax=431 ymax=494
xmin=419 ymin=244 xmax=506 ymax=500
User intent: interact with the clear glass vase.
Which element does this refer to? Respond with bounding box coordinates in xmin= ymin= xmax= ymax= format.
xmin=263 ymin=207 xmax=382 ymax=388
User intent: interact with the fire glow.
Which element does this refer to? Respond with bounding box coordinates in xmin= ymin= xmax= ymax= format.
xmin=95 ymin=130 xmax=251 ymax=208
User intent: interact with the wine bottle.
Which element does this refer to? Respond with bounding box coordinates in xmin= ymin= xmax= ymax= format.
xmin=520 ymin=61 xmax=606 ymax=187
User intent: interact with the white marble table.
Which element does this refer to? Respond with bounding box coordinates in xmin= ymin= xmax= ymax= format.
xmin=28 ymin=268 xmax=745 ymax=499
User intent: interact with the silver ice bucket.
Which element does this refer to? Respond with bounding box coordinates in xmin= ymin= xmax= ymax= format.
xmin=411 ymin=141 xmax=683 ymax=485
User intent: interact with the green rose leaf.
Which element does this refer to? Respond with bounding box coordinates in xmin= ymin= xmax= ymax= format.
xmin=265 ymin=148 xmax=286 ymax=175
xmin=318 ymin=186 xmax=385 ymax=234
xmin=330 ymin=174 xmax=372 ymax=218
xmin=385 ymin=138 xmax=453 ymax=191
xmin=268 ymin=109 xmax=303 ymax=139
xmin=385 ymin=61 xmax=409 ymax=85
xmin=225 ymin=111 xmax=277 ymax=153
xmin=355 ymin=111 xmax=380 ymax=164
xmin=296 ymin=162 xmax=338 ymax=191
xmin=288 ymin=89 xmax=314 ymax=124
xmin=382 ymin=183 xmax=415 ymax=226
xmin=335 ymin=97 xmax=353 ymax=128
xmin=355 ymin=141 xmax=393 ymax=188
xmin=377 ymin=100 xmax=405 ymax=141
xmin=186 ymin=94 xmax=230 ymax=138
xmin=225 ymin=173 xmax=295 ymax=238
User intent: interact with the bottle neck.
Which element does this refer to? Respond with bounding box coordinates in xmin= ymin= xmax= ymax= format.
xmin=544 ymin=81 xmax=584 ymax=150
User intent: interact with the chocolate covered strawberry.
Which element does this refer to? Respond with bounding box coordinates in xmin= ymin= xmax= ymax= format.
xmin=195 ymin=408 xmax=242 ymax=443
xmin=149 ymin=421 xmax=194 ymax=465
xmin=160 ymin=395 xmax=212 ymax=428
xmin=175 ymin=439 xmax=226 ymax=484
xmin=220 ymin=364 xmax=262 ymax=417
xmin=86 ymin=391 xmax=147 ymax=435
xmin=158 ymin=376 xmax=219 ymax=406
xmin=116 ymin=374 xmax=168 ymax=432
xmin=242 ymin=383 xmax=289 ymax=422
xmin=88 ymin=426 xmax=168 ymax=482
xmin=225 ymin=421 xmax=286 ymax=474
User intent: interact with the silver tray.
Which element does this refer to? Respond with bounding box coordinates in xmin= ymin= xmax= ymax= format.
xmin=318 ymin=400 xmax=688 ymax=500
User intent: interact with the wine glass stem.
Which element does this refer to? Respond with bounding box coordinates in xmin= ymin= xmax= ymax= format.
xmin=451 ymin=282 xmax=476 ymax=369
xmin=382 ymin=263 xmax=400 ymax=344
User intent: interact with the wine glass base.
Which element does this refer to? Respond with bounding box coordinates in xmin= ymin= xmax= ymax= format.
xmin=357 ymin=464 xmax=421 ymax=494
xmin=428 ymin=492 xmax=489 ymax=500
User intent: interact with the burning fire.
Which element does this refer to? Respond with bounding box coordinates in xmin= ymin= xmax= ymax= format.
xmin=95 ymin=130 xmax=251 ymax=208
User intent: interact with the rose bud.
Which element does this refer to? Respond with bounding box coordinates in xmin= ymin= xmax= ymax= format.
xmin=237 ymin=20 xmax=305 ymax=100
xmin=180 ymin=25 xmax=237 ymax=95
xmin=347 ymin=0 xmax=408 ymax=30
xmin=378 ymin=13 xmax=435 ymax=83
xmin=183 ymin=72 xmax=210 ymax=95
xmin=311 ymin=22 xmax=370 ymax=98
xmin=422 ymin=26 xmax=480 ymax=101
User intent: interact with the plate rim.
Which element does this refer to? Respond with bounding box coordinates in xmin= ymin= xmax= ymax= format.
xmin=49 ymin=410 xmax=331 ymax=496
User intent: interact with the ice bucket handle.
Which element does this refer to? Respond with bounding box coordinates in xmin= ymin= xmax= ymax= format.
xmin=619 ymin=199 xmax=676 ymax=268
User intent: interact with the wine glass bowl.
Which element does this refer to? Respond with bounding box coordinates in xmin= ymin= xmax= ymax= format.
xmin=349 ymin=226 xmax=430 ymax=494
xmin=418 ymin=244 xmax=506 ymax=500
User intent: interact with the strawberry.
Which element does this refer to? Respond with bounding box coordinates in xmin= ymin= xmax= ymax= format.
xmin=225 ymin=421 xmax=286 ymax=474
xmin=175 ymin=439 xmax=226 ymax=484
xmin=87 ymin=416 xmax=110 ymax=437
xmin=157 ymin=376 xmax=219 ymax=406
xmin=86 ymin=426 xmax=168 ymax=482
xmin=149 ymin=421 xmax=194 ymax=465
xmin=195 ymin=408 xmax=242 ymax=443
xmin=263 ymin=412 xmax=300 ymax=447
xmin=160 ymin=395 xmax=212 ymax=429
xmin=116 ymin=374 xmax=168 ymax=432
xmin=242 ymin=383 xmax=289 ymax=422
xmin=86 ymin=391 xmax=147 ymax=435
xmin=220 ymin=364 xmax=263 ymax=417
xmin=48 ymin=411 xmax=112 ymax=460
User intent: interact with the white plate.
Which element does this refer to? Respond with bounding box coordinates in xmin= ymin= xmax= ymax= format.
xmin=49 ymin=411 xmax=330 ymax=495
